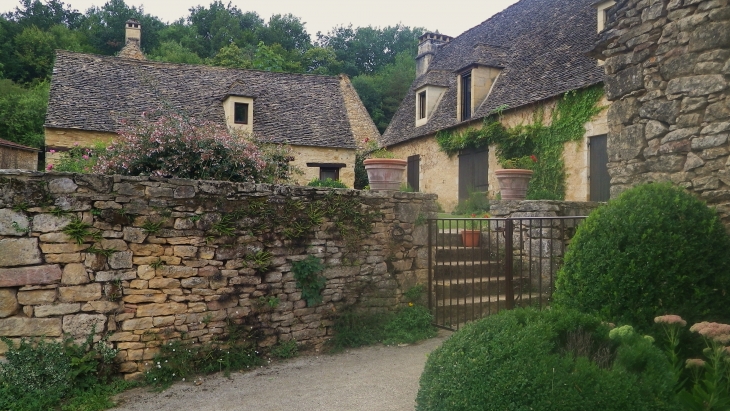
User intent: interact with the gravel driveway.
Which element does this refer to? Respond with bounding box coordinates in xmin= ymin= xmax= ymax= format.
xmin=111 ymin=331 xmax=450 ymax=411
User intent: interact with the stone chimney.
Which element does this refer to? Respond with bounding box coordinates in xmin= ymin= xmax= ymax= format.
xmin=119 ymin=19 xmax=145 ymax=60
xmin=416 ymin=32 xmax=453 ymax=77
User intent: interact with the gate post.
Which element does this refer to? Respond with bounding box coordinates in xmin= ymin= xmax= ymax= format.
xmin=428 ymin=218 xmax=433 ymax=313
xmin=504 ymin=219 xmax=514 ymax=310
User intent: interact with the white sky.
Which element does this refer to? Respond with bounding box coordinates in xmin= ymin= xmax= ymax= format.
xmin=0 ymin=0 xmax=521 ymax=38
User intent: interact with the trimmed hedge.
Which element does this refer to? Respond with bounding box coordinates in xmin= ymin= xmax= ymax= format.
xmin=416 ymin=308 xmax=678 ymax=411
xmin=553 ymin=183 xmax=730 ymax=330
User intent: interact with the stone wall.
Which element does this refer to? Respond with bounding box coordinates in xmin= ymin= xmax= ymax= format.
xmin=0 ymin=171 xmax=436 ymax=379
xmin=598 ymin=0 xmax=730 ymax=222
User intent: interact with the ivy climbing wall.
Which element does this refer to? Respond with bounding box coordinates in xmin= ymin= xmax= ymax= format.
xmin=0 ymin=171 xmax=437 ymax=379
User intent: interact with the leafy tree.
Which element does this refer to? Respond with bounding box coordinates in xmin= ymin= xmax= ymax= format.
xmin=12 ymin=24 xmax=91 ymax=82
xmin=149 ymin=40 xmax=203 ymax=64
xmin=301 ymin=46 xmax=341 ymax=75
xmin=81 ymin=0 xmax=165 ymax=55
xmin=317 ymin=23 xmax=422 ymax=76
xmin=0 ymin=79 xmax=48 ymax=148
xmin=257 ymin=13 xmax=311 ymax=53
xmin=4 ymin=0 xmax=82 ymax=30
xmin=187 ymin=1 xmax=263 ymax=58
xmin=210 ymin=43 xmax=252 ymax=69
xmin=352 ymin=51 xmax=416 ymax=132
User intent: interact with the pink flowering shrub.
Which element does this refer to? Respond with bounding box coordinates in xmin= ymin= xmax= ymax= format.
xmin=93 ymin=113 xmax=270 ymax=183
xmin=50 ymin=142 xmax=104 ymax=173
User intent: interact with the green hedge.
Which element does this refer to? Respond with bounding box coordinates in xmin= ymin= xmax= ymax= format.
xmin=416 ymin=308 xmax=678 ymax=411
xmin=554 ymin=183 xmax=730 ymax=330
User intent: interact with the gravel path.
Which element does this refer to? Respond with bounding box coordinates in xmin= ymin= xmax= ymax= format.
xmin=110 ymin=331 xmax=449 ymax=411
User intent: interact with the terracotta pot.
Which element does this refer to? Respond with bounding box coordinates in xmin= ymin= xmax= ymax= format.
xmin=363 ymin=158 xmax=407 ymax=190
xmin=495 ymin=169 xmax=533 ymax=200
xmin=460 ymin=229 xmax=481 ymax=247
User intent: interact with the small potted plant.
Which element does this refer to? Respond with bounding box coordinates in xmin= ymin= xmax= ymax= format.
xmin=495 ymin=155 xmax=537 ymax=200
xmin=362 ymin=138 xmax=407 ymax=191
xmin=461 ymin=213 xmax=490 ymax=247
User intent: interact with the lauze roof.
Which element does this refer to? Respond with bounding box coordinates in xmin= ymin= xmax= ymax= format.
xmin=46 ymin=51 xmax=357 ymax=149
xmin=383 ymin=0 xmax=604 ymax=146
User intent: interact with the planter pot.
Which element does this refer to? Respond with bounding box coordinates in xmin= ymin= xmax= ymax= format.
xmin=495 ymin=169 xmax=533 ymax=200
xmin=363 ymin=158 xmax=407 ymax=190
xmin=460 ymin=229 xmax=481 ymax=247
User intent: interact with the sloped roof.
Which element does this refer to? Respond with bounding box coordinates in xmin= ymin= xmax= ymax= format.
xmin=0 ymin=138 xmax=39 ymax=152
xmin=46 ymin=51 xmax=358 ymax=149
xmin=383 ymin=0 xmax=604 ymax=146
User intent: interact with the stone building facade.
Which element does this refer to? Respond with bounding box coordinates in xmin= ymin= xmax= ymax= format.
xmin=0 ymin=171 xmax=436 ymax=378
xmin=382 ymin=0 xmax=608 ymax=212
xmin=596 ymin=0 xmax=730 ymax=221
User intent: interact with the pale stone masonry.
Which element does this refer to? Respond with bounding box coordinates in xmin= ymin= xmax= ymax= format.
xmin=0 ymin=171 xmax=436 ymax=378
xmin=594 ymin=0 xmax=730 ymax=222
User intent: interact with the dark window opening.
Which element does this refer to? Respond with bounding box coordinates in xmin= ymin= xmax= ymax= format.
xmin=461 ymin=71 xmax=472 ymax=121
xmin=417 ymin=91 xmax=427 ymax=120
xmin=320 ymin=167 xmax=340 ymax=181
xmin=407 ymin=154 xmax=420 ymax=192
xmin=234 ymin=102 xmax=249 ymax=124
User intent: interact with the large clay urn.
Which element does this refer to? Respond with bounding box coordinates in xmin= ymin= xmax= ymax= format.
xmin=363 ymin=158 xmax=407 ymax=190
xmin=495 ymin=169 xmax=533 ymax=200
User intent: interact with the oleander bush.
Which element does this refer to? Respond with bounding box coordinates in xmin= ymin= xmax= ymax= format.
xmin=416 ymin=308 xmax=678 ymax=411
xmin=92 ymin=111 xmax=295 ymax=184
xmin=553 ymin=183 xmax=730 ymax=331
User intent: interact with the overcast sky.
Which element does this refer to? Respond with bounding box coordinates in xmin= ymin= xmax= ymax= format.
xmin=0 ymin=0 xmax=521 ymax=38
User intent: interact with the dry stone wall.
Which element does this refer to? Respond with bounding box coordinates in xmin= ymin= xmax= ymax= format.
xmin=598 ymin=0 xmax=730 ymax=222
xmin=0 ymin=171 xmax=436 ymax=379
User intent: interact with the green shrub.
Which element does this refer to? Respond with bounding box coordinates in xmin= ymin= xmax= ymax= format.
xmin=554 ymin=183 xmax=730 ymax=330
xmin=307 ymin=178 xmax=348 ymax=189
xmin=0 ymin=332 xmax=123 ymax=411
xmin=416 ymin=308 xmax=678 ymax=411
xmin=452 ymin=189 xmax=489 ymax=215
xmin=382 ymin=305 xmax=437 ymax=345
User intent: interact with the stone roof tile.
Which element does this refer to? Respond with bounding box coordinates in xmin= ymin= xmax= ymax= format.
xmin=46 ymin=51 xmax=357 ymax=149
xmin=383 ymin=0 xmax=604 ymax=146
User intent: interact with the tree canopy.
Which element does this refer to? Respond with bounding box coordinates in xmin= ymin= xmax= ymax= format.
xmin=0 ymin=0 xmax=426 ymax=147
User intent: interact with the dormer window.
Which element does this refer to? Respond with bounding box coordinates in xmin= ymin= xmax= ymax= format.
xmin=461 ymin=70 xmax=472 ymax=121
xmin=223 ymin=95 xmax=254 ymax=133
xmin=594 ymin=0 xmax=616 ymax=33
xmin=415 ymin=85 xmax=446 ymax=127
xmin=456 ymin=65 xmax=502 ymax=122
xmin=234 ymin=102 xmax=249 ymax=124
xmin=417 ymin=91 xmax=427 ymax=120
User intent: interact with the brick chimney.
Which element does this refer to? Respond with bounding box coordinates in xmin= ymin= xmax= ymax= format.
xmin=416 ymin=32 xmax=453 ymax=77
xmin=119 ymin=19 xmax=145 ymax=60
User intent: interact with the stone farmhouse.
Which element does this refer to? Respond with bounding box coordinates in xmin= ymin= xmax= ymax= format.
xmin=382 ymin=0 xmax=615 ymax=211
xmin=45 ymin=20 xmax=379 ymax=187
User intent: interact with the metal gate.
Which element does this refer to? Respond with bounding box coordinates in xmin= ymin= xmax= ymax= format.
xmin=427 ymin=216 xmax=586 ymax=330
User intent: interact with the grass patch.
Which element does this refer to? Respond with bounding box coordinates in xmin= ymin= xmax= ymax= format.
xmin=329 ymin=305 xmax=437 ymax=351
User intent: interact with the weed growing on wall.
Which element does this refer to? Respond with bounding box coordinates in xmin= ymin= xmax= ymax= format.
xmin=436 ymin=85 xmax=604 ymax=199
xmin=269 ymin=340 xmax=298 ymax=359
xmin=144 ymin=321 xmax=262 ymax=389
xmin=292 ymin=256 xmax=327 ymax=307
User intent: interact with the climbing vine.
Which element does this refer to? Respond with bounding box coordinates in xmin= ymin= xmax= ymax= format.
xmin=436 ymin=86 xmax=605 ymax=200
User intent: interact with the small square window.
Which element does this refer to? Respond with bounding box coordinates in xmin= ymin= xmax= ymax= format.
xmin=234 ymin=102 xmax=249 ymax=124
xmin=417 ymin=91 xmax=427 ymax=120
xmin=320 ymin=167 xmax=340 ymax=181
